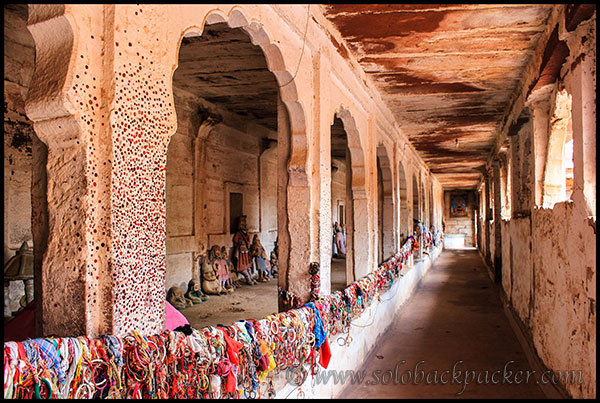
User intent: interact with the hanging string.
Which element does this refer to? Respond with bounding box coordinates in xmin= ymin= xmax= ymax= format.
xmin=280 ymin=4 xmax=310 ymax=88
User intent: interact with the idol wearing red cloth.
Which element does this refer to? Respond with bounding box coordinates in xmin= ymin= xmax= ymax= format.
xmin=232 ymin=215 xmax=255 ymax=285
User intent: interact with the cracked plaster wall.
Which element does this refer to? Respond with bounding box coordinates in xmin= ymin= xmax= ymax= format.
xmin=480 ymin=10 xmax=596 ymax=398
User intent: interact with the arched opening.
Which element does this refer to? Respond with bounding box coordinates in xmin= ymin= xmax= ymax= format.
xmin=428 ymin=182 xmax=434 ymax=229
xmin=505 ymin=148 xmax=513 ymax=218
xmin=499 ymin=148 xmax=511 ymax=220
xmin=412 ymin=174 xmax=421 ymax=260
xmin=420 ymin=179 xmax=427 ymax=257
xmin=4 ymin=4 xmax=49 ymax=339
xmin=330 ymin=116 xmax=351 ymax=291
xmin=412 ymin=174 xmax=419 ymax=226
xmin=166 ymin=21 xmax=287 ymax=327
xmin=543 ymin=89 xmax=574 ymax=208
xmin=421 ymin=179 xmax=427 ymax=227
xmin=397 ymin=161 xmax=409 ymax=245
xmin=563 ymin=129 xmax=574 ymax=197
xmin=489 ymin=175 xmax=495 ymax=221
xmin=376 ymin=145 xmax=394 ymax=264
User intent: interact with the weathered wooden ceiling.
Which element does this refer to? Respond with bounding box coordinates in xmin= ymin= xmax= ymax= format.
xmin=321 ymin=4 xmax=557 ymax=189
xmin=174 ymin=22 xmax=279 ymax=131
xmin=170 ymin=5 xmax=597 ymax=190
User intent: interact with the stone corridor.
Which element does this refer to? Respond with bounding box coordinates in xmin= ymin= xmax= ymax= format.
xmin=340 ymin=248 xmax=548 ymax=399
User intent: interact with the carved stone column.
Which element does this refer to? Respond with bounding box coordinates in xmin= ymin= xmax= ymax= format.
xmin=26 ymin=5 xmax=115 ymax=337
xmin=492 ymin=159 xmax=503 ymax=282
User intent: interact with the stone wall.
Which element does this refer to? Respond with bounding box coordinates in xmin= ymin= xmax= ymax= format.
xmin=165 ymin=87 xmax=279 ymax=292
xmin=4 ymin=5 xmax=36 ymax=264
xmin=504 ymin=216 xmax=532 ymax=322
xmin=478 ymin=8 xmax=596 ymax=398
xmin=502 ymin=202 xmax=596 ymax=398
xmin=530 ymin=202 xmax=595 ymax=399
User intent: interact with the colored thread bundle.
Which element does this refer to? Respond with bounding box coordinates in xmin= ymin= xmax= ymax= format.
xmin=4 ymin=235 xmax=436 ymax=399
xmin=278 ymin=288 xmax=303 ymax=310
xmin=309 ymin=262 xmax=320 ymax=301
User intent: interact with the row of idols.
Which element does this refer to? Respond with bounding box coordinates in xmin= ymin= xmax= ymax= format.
xmin=168 ymin=217 xmax=279 ymax=310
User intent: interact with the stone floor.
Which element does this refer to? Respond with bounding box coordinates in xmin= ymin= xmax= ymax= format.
xmin=331 ymin=256 xmax=347 ymax=292
xmin=180 ymin=275 xmax=279 ymax=329
xmin=338 ymin=248 xmax=547 ymax=399
xmin=181 ymin=257 xmax=350 ymax=329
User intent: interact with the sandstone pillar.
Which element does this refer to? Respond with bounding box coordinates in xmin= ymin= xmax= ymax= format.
xmin=26 ymin=5 xmax=116 ymax=337
xmin=316 ymin=52 xmax=332 ymax=296
xmin=492 ymin=159 xmax=503 ymax=282
xmin=563 ymin=16 xmax=596 ymax=216
xmin=526 ymin=85 xmax=553 ymax=207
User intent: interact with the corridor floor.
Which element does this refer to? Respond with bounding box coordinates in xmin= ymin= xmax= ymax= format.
xmin=331 ymin=257 xmax=347 ymax=292
xmin=339 ymin=248 xmax=547 ymax=399
xmin=181 ymin=276 xmax=278 ymax=329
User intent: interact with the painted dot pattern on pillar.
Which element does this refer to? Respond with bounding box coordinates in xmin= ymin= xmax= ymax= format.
xmin=67 ymin=29 xmax=113 ymax=336
xmin=110 ymin=11 xmax=176 ymax=336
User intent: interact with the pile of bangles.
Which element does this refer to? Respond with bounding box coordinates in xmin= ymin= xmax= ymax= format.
xmin=325 ymin=239 xmax=413 ymax=343
xmin=4 ymin=307 xmax=328 ymax=399
xmin=422 ymin=228 xmax=444 ymax=250
xmin=4 ymin=237 xmax=423 ymax=399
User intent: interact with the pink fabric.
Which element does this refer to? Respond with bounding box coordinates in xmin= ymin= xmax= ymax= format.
xmin=164 ymin=301 xmax=190 ymax=330
xmin=214 ymin=259 xmax=232 ymax=281
xmin=335 ymin=231 xmax=346 ymax=254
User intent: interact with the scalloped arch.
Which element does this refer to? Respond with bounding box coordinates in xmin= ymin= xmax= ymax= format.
xmin=172 ymin=7 xmax=308 ymax=175
xmin=334 ymin=107 xmax=366 ymax=193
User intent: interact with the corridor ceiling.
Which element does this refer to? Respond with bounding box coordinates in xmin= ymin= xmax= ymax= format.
xmin=321 ymin=4 xmax=556 ymax=190
xmin=175 ymin=22 xmax=279 ymax=131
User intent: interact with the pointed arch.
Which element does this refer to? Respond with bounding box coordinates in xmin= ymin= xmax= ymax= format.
xmin=328 ymin=107 xmax=368 ymax=283
xmin=376 ymin=143 xmax=394 ymax=263
xmin=397 ymin=159 xmax=409 ymax=245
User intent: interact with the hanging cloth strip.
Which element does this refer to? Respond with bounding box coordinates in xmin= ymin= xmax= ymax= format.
xmin=318 ymin=337 xmax=331 ymax=369
xmin=4 ymin=342 xmax=19 ymax=399
xmin=304 ymin=302 xmax=331 ymax=369
xmin=59 ymin=337 xmax=82 ymax=399
xmin=102 ymin=335 xmax=123 ymax=367
xmin=304 ymin=302 xmax=326 ymax=349
xmin=217 ymin=327 xmax=243 ymax=394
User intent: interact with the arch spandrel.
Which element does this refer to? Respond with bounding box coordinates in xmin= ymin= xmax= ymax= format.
xmin=25 ymin=6 xmax=75 ymax=129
